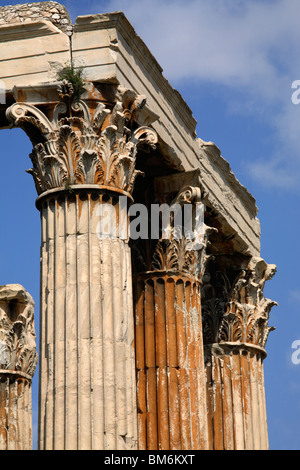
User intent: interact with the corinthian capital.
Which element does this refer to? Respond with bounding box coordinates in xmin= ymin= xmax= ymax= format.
xmin=133 ymin=183 xmax=212 ymax=278
xmin=6 ymin=83 xmax=158 ymax=196
xmin=0 ymin=284 xmax=38 ymax=378
xmin=202 ymin=256 xmax=277 ymax=349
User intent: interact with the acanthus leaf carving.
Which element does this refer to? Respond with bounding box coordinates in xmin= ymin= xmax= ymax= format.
xmin=56 ymin=124 xmax=82 ymax=185
xmin=201 ymin=256 xmax=277 ymax=349
xmin=6 ymin=84 xmax=158 ymax=196
xmin=131 ymin=185 xmax=211 ymax=278
xmin=0 ymin=285 xmax=38 ymax=378
xmin=151 ymin=235 xmax=200 ymax=276
xmin=26 ymin=143 xmax=48 ymax=195
xmin=75 ymin=149 xmax=103 ymax=185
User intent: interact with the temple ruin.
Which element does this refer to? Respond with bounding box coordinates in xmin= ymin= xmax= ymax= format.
xmin=0 ymin=2 xmax=276 ymax=450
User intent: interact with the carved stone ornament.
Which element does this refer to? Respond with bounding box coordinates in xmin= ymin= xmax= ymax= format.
xmin=151 ymin=236 xmax=200 ymax=275
xmin=0 ymin=284 xmax=38 ymax=378
xmin=131 ymin=184 xmax=216 ymax=279
xmin=202 ymin=257 xmax=277 ymax=348
xmin=6 ymin=83 xmax=158 ymax=196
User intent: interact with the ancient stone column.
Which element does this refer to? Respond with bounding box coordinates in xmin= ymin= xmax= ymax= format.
xmin=0 ymin=284 xmax=38 ymax=450
xmin=132 ymin=186 xmax=209 ymax=450
xmin=202 ymin=257 xmax=277 ymax=450
xmin=6 ymin=82 xmax=157 ymax=450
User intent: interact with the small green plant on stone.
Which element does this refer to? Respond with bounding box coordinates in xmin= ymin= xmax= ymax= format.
xmin=57 ymin=62 xmax=85 ymax=100
xmin=64 ymin=177 xmax=74 ymax=194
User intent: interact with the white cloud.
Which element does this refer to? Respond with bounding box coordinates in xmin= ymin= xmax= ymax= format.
xmin=289 ymin=290 xmax=300 ymax=304
xmin=105 ymin=0 xmax=297 ymax=89
xmin=104 ymin=0 xmax=300 ymax=189
xmin=246 ymin=159 xmax=300 ymax=190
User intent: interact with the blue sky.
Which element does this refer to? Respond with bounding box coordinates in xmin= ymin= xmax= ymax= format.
xmin=0 ymin=0 xmax=300 ymax=450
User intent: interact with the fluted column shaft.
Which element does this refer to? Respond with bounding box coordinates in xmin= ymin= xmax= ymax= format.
xmin=134 ymin=273 xmax=208 ymax=450
xmin=205 ymin=343 xmax=268 ymax=450
xmin=0 ymin=372 xmax=33 ymax=450
xmin=38 ymin=187 xmax=137 ymax=450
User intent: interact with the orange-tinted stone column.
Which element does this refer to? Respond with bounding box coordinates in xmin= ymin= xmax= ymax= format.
xmin=132 ymin=195 xmax=210 ymax=451
xmin=0 ymin=373 xmax=34 ymax=450
xmin=135 ymin=273 xmax=208 ymax=450
xmin=131 ymin=183 xmax=209 ymax=450
xmin=205 ymin=342 xmax=268 ymax=450
xmin=202 ymin=257 xmax=277 ymax=450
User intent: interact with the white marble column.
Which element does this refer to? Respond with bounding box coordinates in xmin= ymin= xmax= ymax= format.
xmin=38 ymin=188 xmax=137 ymax=450
xmin=5 ymin=82 xmax=158 ymax=450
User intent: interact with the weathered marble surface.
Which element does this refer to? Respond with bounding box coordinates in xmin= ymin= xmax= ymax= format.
xmin=0 ymin=284 xmax=37 ymax=450
xmin=0 ymin=1 xmax=72 ymax=33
